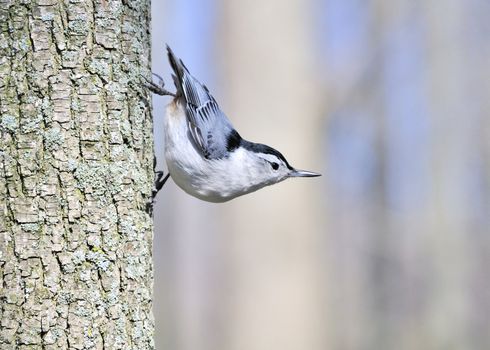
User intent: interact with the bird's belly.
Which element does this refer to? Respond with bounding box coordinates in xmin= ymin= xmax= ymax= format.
xmin=166 ymin=152 xmax=235 ymax=202
xmin=164 ymin=106 xmax=233 ymax=202
xmin=169 ymin=166 xmax=231 ymax=202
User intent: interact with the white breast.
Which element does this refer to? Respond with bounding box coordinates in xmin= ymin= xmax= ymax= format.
xmin=164 ymin=102 xmax=233 ymax=202
xmin=164 ymin=102 xmax=280 ymax=202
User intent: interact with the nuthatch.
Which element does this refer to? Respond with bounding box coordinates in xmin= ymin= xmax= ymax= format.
xmin=145 ymin=46 xmax=320 ymax=203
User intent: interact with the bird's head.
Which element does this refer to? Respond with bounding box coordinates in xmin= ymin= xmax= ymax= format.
xmin=240 ymin=141 xmax=321 ymax=187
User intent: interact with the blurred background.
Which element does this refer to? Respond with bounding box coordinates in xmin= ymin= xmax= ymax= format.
xmin=151 ymin=1 xmax=490 ymax=349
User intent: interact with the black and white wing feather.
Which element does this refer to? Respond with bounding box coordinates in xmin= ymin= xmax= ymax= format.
xmin=167 ymin=46 xmax=239 ymax=159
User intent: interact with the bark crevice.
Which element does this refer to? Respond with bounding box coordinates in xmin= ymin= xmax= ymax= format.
xmin=0 ymin=1 xmax=155 ymax=349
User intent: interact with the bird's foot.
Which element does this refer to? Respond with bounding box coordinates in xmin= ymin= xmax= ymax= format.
xmin=146 ymin=170 xmax=170 ymax=215
xmin=153 ymin=170 xmax=170 ymax=199
xmin=141 ymin=73 xmax=176 ymax=97
xmin=146 ymin=155 xmax=171 ymax=215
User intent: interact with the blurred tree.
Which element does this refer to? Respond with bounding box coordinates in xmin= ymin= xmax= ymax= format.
xmin=324 ymin=0 xmax=490 ymax=349
xmin=218 ymin=1 xmax=327 ymax=350
xmin=0 ymin=0 xmax=155 ymax=348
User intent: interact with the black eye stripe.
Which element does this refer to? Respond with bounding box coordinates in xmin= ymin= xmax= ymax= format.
xmin=240 ymin=140 xmax=293 ymax=170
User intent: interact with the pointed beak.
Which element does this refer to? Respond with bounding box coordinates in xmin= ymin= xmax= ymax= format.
xmin=289 ymin=169 xmax=322 ymax=178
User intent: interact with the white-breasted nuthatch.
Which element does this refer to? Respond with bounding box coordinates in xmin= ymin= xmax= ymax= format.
xmin=145 ymin=45 xmax=320 ymax=203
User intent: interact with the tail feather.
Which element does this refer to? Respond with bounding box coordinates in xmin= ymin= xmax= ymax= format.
xmin=166 ymin=45 xmax=215 ymax=109
xmin=166 ymin=45 xmax=185 ymax=97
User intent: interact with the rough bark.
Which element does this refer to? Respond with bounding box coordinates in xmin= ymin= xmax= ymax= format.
xmin=0 ymin=0 xmax=155 ymax=349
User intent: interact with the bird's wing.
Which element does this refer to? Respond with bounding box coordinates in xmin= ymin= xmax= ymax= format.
xmin=167 ymin=46 xmax=238 ymax=159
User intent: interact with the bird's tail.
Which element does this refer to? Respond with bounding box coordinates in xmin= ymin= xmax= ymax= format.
xmin=167 ymin=45 xmax=187 ymax=98
xmin=166 ymin=45 xmax=215 ymax=108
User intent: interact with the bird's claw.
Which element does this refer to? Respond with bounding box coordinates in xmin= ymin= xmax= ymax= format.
xmin=153 ymin=170 xmax=170 ymax=199
xmin=141 ymin=73 xmax=176 ymax=97
xmin=146 ymin=156 xmax=171 ymax=215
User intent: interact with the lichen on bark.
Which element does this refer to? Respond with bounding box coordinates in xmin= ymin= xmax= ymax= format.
xmin=0 ymin=0 xmax=155 ymax=349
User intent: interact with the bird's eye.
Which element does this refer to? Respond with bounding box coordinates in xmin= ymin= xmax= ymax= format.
xmin=271 ymin=162 xmax=279 ymax=170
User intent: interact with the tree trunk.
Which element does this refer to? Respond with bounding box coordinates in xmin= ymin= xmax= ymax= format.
xmin=0 ymin=1 xmax=155 ymax=349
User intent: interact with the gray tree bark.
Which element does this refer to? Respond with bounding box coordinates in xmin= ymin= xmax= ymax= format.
xmin=0 ymin=0 xmax=155 ymax=349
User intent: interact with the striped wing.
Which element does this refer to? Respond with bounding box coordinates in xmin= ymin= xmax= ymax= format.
xmin=168 ymin=46 xmax=236 ymax=159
